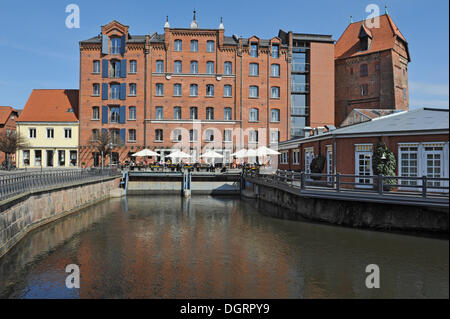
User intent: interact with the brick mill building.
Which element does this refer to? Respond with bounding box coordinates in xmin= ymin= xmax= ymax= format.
xmin=78 ymin=14 xmax=335 ymax=166
xmin=334 ymin=14 xmax=410 ymax=127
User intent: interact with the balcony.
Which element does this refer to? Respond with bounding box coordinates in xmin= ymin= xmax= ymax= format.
xmin=291 ymin=83 xmax=309 ymax=93
xmin=291 ymin=62 xmax=309 ymax=73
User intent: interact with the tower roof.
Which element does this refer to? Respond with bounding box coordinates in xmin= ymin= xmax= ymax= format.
xmin=335 ymin=14 xmax=410 ymax=61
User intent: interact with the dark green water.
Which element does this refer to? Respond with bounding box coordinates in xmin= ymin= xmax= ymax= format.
xmin=0 ymin=196 xmax=448 ymax=299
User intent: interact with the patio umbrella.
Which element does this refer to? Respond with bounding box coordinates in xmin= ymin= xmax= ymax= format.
xmin=200 ymin=150 xmax=224 ymax=165
xmin=132 ymin=149 xmax=159 ymax=157
xmin=200 ymin=150 xmax=224 ymax=158
xmin=256 ymin=146 xmax=281 ymax=156
xmin=231 ymin=149 xmax=248 ymax=158
xmin=167 ymin=150 xmax=192 ymax=159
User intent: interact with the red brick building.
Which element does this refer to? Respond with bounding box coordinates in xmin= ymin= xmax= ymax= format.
xmin=334 ymin=14 xmax=410 ymax=127
xmin=0 ymin=106 xmax=20 ymax=165
xmin=278 ymin=108 xmax=449 ymax=192
xmin=78 ymin=15 xmax=335 ymax=166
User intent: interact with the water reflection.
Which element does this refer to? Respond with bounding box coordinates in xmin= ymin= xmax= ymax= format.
xmin=0 ymin=196 xmax=448 ymax=299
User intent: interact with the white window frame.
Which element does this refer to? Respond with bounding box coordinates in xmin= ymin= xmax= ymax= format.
xmin=355 ymin=144 xmax=373 ymax=189
xmin=293 ymin=150 xmax=300 ymax=165
xmin=304 ymin=148 xmax=314 ymax=177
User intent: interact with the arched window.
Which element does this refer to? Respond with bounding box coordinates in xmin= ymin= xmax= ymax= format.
xmin=174 ymin=107 xmax=182 ymax=120
xmin=224 ymin=62 xmax=232 ymax=75
xmin=190 ymin=84 xmax=198 ymax=96
xmin=190 ymin=107 xmax=198 ymax=120
xmin=93 ymin=84 xmax=100 ymax=96
xmin=249 ymin=63 xmax=259 ymax=76
xmin=271 ymin=64 xmax=280 ymax=77
xmin=173 ymin=84 xmax=182 ymax=96
xmin=190 ymin=61 xmax=198 ymax=74
xmin=249 ymin=86 xmax=259 ymax=98
xmin=206 ymin=107 xmax=214 ymax=120
xmin=155 ymin=129 xmax=163 ymax=141
xmin=174 ymin=60 xmax=182 ymax=73
xmin=249 ymin=108 xmax=259 ymax=122
xmin=155 ymin=107 xmax=164 ymax=120
xmin=206 ymin=61 xmax=215 ymax=74
xmin=156 ymin=60 xmax=164 ymax=73
xmin=207 ymin=40 xmax=215 ymax=52
xmin=224 ymin=85 xmax=232 ymax=97
xmin=271 ymin=86 xmax=280 ymax=98
xmin=92 ymin=106 xmax=99 ymax=120
xmin=189 ymin=129 xmax=198 ymax=142
xmin=206 ymin=84 xmax=214 ymax=97
xmin=191 ymin=40 xmax=198 ymax=52
xmin=129 ymin=106 xmax=136 ymax=120
xmin=174 ymin=40 xmax=182 ymax=52
xmin=271 ymin=109 xmax=280 ymax=122
xmin=224 ymin=107 xmax=232 ymax=120
xmin=156 ymin=83 xmax=164 ymax=96
xmin=129 ymin=83 xmax=137 ymax=96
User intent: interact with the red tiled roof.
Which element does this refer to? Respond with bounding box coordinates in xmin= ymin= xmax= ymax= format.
xmin=335 ymin=14 xmax=409 ymax=60
xmin=18 ymin=89 xmax=79 ymax=122
xmin=0 ymin=106 xmax=18 ymax=125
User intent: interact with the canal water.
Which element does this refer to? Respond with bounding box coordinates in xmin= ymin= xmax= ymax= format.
xmin=0 ymin=196 xmax=448 ymax=299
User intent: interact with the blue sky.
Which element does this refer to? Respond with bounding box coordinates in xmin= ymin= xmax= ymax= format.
xmin=0 ymin=0 xmax=448 ymax=110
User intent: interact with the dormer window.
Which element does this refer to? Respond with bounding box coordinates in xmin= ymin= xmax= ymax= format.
xmin=111 ymin=38 xmax=121 ymax=54
xmin=358 ymin=24 xmax=372 ymax=52
xmin=360 ymin=37 xmax=369 ymax=51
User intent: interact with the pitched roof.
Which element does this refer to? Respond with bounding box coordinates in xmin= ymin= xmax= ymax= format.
xmin=280 ymin=108 xmax=449 ymax=148
xmin=335 ymin=14 xmax=409 ymax=60
xmin=18 ymin=90 xmax=79 ymax=122
xmin=0 ymin=106 xmax=18 ymax=125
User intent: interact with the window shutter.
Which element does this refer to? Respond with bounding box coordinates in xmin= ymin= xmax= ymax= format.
xmin=120 ymin=35 xmax=126 ymax=55
xmin=119 ymin=106 xmax=126 ymax=124
xmin=102 ymin=35 xmax=109 ymax=55
xmin=120 ymin=129 xmax=126 ymax=143
xmin=102 ymin=60 xmax=109 ymax=78
xmin=102 ymin=83 xmax=108 ymax=100
xmin=120 ymin=83 xmax=127 ymax=100
xmin=102 ymin=106 xmax=108 ymax=124
xmin=120 ymin=59 xmax=127 ymax=78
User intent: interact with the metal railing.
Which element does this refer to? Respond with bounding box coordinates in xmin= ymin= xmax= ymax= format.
xmin=0 ymin=168 xmax=119 ymax=202
xmin=245 ymin=170 xmax=450 ymax=200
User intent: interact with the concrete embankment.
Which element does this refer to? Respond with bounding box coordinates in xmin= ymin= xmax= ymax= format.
xmin=0 ymin=176 xmax=122 ymax=258
xmin=242 ymin=178 xmax=449 ymax=234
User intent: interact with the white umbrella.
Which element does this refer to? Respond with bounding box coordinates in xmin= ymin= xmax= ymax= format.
xmin=246 ymin=149 xmax=258 ymax=157
xmin=132 ymin=149 xmax=159 ymax=157
xmin=256 ymin=146 xmax=281 ymax=156
xmin=231 ymin=149 xmax=248 ymax=158
xmin=167 ymin=150 xmax=192 ymax=158
xmin=200 ymin=150 xmax=224 ymax=158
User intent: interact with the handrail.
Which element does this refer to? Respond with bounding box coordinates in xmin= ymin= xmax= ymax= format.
xmin=0 ymin=168 xmax=119 ymax=202
xmin=243 ymin=169 xmax=450 ymax=200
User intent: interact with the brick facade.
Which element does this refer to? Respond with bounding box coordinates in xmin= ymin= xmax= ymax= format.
xmin=79 ymin=19 xmax=335 ymax=166
xmin=334 ymin=15 xmax=410 ymax=127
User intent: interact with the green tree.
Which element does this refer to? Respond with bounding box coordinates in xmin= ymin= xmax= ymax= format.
xmin=0 ymin=131 xmax=28 ymax=170
xmin=372 ymin=142 xmax=397 ymax=190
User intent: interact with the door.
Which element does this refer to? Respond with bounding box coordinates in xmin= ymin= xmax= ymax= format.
xmin=46 ymin=150 xmax=54 ymax=167
xmin=326 ymin=148 xmax=333 ymax=184
xmin=423 ymin=146 xmax=445 ymax=192
xmin=355 ymin=151 xmax=373 ymax=188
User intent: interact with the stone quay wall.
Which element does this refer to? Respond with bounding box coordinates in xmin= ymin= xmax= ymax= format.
xmin=242 ymin=178 xmax=449 ymax=234
xmin=0 ymin=176 xmax=121 ymax=258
